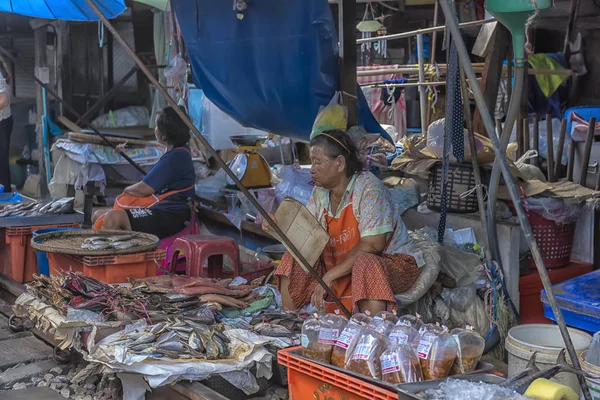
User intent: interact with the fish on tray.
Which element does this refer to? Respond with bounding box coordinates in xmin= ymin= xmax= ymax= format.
xmin=80 ymin=233 xmax=140 ymax=250
xmin=0 ymin=198 xmax=74 ymax=218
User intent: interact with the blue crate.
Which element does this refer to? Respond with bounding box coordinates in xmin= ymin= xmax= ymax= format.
xmin=541 ymin=269 xmax=600 ymax=334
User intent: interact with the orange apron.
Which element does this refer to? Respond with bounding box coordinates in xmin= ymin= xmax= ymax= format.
xmin=322 ymin=195 xmax=360 ymax=314
xmin=93 ymin=185 xmax=194 ymax=230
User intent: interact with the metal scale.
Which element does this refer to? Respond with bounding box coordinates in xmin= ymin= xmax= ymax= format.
xmin=227 ymin=135 xmax=273 ymax=189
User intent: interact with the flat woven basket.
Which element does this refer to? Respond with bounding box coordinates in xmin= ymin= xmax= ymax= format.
xmin=31 ymin=229 xmax=160 ymax=256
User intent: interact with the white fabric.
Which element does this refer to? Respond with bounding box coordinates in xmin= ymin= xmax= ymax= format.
xmin=0 ymin=70 xmax=11 ymax=121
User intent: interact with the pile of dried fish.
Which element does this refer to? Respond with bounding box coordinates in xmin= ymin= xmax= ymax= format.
xmin=81 ymin=233 xmax=139 ymax=251
xmin=250 ymin=310 xmax=307 ymax=337
xmin=107 ymin=319 xmax=231 ymax=360
xmin=0 ymin=197 xmax=74 ymax=218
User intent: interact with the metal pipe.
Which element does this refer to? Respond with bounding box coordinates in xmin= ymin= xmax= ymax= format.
xmin=0 ymin=45 xmax=148 ymax=177
xmin=417 ymin=34 xmax=428 ymax=133
xmin=439 ymin=1 xmax=592 ymax=398
xmin=360 ymin=79 xmax=481 ymax=88
xmin=357 ymin=18 xmax=496 ymax=44
xmin=85 ymin=0 xmax=351 ymax=317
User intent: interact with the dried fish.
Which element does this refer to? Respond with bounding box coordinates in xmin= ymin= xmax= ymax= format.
xmin=150 ymin=322 xmax=167 ymax=334
xmin=130 ymin=333 xmax=156 ymax=346
xmin=188 ymin=332 xmax=204 ymax=352
xmin=156 ymin=340 xmax=184 ymax=353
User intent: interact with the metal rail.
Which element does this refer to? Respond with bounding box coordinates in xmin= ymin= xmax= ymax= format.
xmin=85 ymin=0 xmax=351 ymax=316
xmin=438 ymin=0 xmax=592 ymax=398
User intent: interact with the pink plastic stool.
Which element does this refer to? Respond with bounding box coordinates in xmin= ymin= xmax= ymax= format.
xmin=156 ymin=211 xmax=199 ymax=275
xmin=170 ymin=235 xmax=240 ymax=278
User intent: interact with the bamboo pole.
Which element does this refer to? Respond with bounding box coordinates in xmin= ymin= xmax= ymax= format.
xmin=439 ymin=1 xmax=592 ymax=398
xmin=85 ymin=0 xmax=351 ymax=316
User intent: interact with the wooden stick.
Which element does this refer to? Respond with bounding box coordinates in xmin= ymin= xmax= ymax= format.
xmin=567 ymin=132 xmax=576 ymax=182
xmin=495 ymin=118 xmax=503 ymax=138
xmin=579 ymin=116 xmax=596 ymax=186
xmin=517 ymin=116 xmax=524 ymax=159
xmin=522 ymin=118 xmax=530 ymax=163
xmin=595 ymin=167 xmax=600 ymax=191
xmin=546 ymin=115 xmax=555 ymax=182
xmin=554 ymin=119 xmax=567 ymax=180
xmin=533 ymin=115 xmax=540 ymax=167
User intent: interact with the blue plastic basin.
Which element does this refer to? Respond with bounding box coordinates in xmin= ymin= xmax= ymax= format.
xmin=32 ymin=227 xmax=81 ymax=276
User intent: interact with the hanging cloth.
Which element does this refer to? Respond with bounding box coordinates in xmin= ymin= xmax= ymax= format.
xmin=437 ymin=19 xmax=464 ymax=243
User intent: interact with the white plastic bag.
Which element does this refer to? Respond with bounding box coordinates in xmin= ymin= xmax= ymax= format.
xmin=426 ymin=119 xmax=484 ymax=161
xmin=274 ymin=166 xmax=314 ymax=205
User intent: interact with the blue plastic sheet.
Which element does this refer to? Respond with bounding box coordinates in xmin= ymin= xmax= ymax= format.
xmin=172 ymin=0 xmax=391 ymax=143
xmin=0 ymin=0 xmax=126 ymax=21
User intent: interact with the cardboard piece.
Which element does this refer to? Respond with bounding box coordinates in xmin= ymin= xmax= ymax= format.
xmin=268 ymin=197 xmax=329 ymax=271
xmin=497 ymin=178 xmax=600 ymax=203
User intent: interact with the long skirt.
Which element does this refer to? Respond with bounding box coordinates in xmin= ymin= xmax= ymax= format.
xmin=274 ymin=252 xmax=421 ymax=312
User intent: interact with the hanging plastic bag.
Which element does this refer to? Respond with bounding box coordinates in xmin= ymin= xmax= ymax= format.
xmin=301 ymin=314 xmax=332 ymax=363
xmin=274 ymin=166 xmax=314 ymax=206
xmin=450 ymin=326 xmax=485 ymax=375
xmin=346 ymin=324 xmax=390 ymax=379
xmin=515 ymin=150 xmax=547 ymax=182
xmin=310 ymin=92 xmax=348 ymax=139
xmin=417 ymin=325 xmax=458 ymax=380
xmin=380 ymin=343 xmax=423 ymax=384
xmin=331 ymin=313 xmax=372 ymax=368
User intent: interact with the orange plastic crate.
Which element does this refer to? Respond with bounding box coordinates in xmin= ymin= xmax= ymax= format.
xmin=278 ymin=346 xmax=398 ymax=400
xmin=2 ymin=223 xmax=80 ymax=283
xmin=47 ymin=249 xmax=165 ymax=284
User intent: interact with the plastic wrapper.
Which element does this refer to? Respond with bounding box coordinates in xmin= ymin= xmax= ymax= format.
xmin=426 ymin=118 xmax=484 ymax=161
xmin=449 ymin=295 xmax=490 ymax=338
xmin=301 ymin=314 xmax=331 ymax=363
xmin=389 ymin=324 xmax=419 ymax=347
xmin=586 ymin=331 xmax=600 ymax=367
xmin=367 ymin=316 xmax=395 ymax=336
xmin=380 ymin=344 xmax=423 ymax=384
xmin=274 ymin=166 xmax=314 ymax=205
xmin=440 ymin=285 xmax=477 ymax=313
xmin=449 ymin=326 xmax=485 ymax=375
xmin=310 ymin=92 xmax=348 ymax=139
xmin=331 ymin=313 xmax=372 ymax=368
xmin=526 ymin=196 xmax=582 ymax=224
xmin=397 ymin=314 xmax=424 ymax=332
xmin=345 ymin=327 xmax=389 ymax=380
xmin=317 ymin=312 xmax=348 ymax=361
xmin=374 ymin=311 xmax=398 ymax=325
xmin=417 ymin=326 xmax=458 ymax=380
xmin=440 ymin=245 xmax=481 ymax=283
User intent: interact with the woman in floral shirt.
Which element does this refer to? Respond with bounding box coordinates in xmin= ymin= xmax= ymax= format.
xmin=272 ymin=129 xmax=420 ymax=315
xmin=0 ymin=56 xmax=12 ymax=191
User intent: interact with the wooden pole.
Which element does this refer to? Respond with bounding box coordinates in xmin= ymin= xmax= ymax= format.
xmin=338 ymin=0 xmax=358 ymax=127
xmin=567 ymin=132 xmax=576 ymax=182
xmin=546 ymin=115 xmax=555 ymax=182
xmin=533 ymin=115 xmax=540 ymax=167
xmin=523 ymin=119 xmax=530 ymax=163
xmin=34 ymin=26 xmax=49 ymax=198
xmin=554 ymin=119 xmax=567 ymax=180
xmin=579 ymin=117 xmax=596 ymax=187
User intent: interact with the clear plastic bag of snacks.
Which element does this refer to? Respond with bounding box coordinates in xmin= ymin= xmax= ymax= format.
xmin=367 ymin=316 xmax=395 ymax=336
xmin=345 ymin=326 xmax=389 ymax=379
xmin=397 ymin=313 xmax=424 ymax=332
xmin=389 ymin=324 xmax=419 ymax=347
xmin=449 ymin=326 xmax=485 ymax=375
xmin=318 ymin=312 xmax=348 ymax=359
xmin=417 ymin=325 xmax=458 ymax=380
xmin=301 ymin=314 xmax=332 ymax=363
xmin=380 ymin=343 xmax=424 ymax=384
xmin=331 ymin=313 xmax=372 ymax=368
xmin=374 ymin=310 xmax=399 ymax=325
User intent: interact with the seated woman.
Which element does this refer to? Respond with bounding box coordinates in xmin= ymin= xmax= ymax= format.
xmin=93 ymin=106 xmax=195 ymax=239
xmin=271 ymin=129 xmax=420 ymax=315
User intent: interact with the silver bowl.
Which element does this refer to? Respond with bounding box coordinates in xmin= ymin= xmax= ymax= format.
xmin=263 ymin=244 xmax=286 ymax=261
xmin=229 ymin=135 xmax=269 ymax=147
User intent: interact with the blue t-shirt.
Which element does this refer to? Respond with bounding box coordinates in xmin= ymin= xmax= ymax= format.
xmin=143 ymin=147 xmax=195 ymax=210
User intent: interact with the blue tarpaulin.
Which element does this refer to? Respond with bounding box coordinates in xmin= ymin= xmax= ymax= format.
xmin=0 ymin=0 xmax=126 ymax=21
xmin=172 ymin=0 xmax=391 ymax=143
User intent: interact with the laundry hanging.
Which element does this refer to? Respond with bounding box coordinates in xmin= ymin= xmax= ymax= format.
xmin=171 ymin=0 xmax=392 ymax=143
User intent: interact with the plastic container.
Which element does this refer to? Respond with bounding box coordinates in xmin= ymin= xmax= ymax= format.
xmin=46 ymin=250 xmax=164 ymax=284
xmin=3 ymin=223 xmax=80 ymax=283
xmin=32 ymin=227 xmax=81 ymax=276
xmin=331 ymin=313 xmax=372 ymax=368
xmin=449 ymin=326 xmax=485 ymax=375
xmin=301 ymin=314 xmax=331 ymax=363
xmin=278 ymin=347 xmax=398 ymax=400
xmin=505 ymin=324 xmax=592 ymax=394
xmin=519 ymin=262 xmax=593 ymax=324
xmin=541 ymin=269 xmax=600 ymax=333
xmin=417 ymin=326 xmax=458 ymax=380
xmin=580 ymin=350 xmax=600 ymax=400
xmin=526 ymin=210 xmax=575 ymax=268
xmin=427 ymin=162 xmax=479 ymax=213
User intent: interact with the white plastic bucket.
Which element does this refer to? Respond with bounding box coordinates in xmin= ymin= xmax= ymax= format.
xmin=505 ymin=324 xmax=592 ymax=394
xmin=580 ymin=350 xmax=600 ymax=400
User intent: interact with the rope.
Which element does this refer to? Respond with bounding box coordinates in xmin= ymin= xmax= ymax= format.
xmin=524 ymin=0 xmax=541 ymax=56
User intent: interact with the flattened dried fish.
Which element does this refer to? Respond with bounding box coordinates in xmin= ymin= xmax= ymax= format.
xmin=150 ymin=322 xmax=167 ymax=334
xmin=130 ymin=333 xmax=156 ymax=346
xmin=156 ymin=340 xmax=184 ymax=352
xmin=188 ymin=332 xmax=204 ymax=352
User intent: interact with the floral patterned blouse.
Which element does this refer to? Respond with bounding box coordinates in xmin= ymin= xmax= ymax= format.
xmin=0 ymin=71 xmax=10 ymax=121
xmin=306 ymin=171 xmax=410 ymax=255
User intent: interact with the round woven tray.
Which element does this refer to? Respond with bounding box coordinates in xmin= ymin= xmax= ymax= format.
xmin=31 ymin=229 xmax=160 ymax=256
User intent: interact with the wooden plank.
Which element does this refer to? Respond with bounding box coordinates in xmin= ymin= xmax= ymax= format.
xmin=546 ymin=115 xmax=555 ymax=182
xmin=533 ymin=115 xmax=540 ymax=167
xmin=0 ymin=336 xmax=53 ymax=370
xmin=57 ymin=116 xmax=82 ymax=133
xmin=579 ymin=117 xmax=596 ymax=185
xmin=0 ymin=387 xmax=65 ymax=400
xmin=338 ymin=0 xmax=358 ymax=126
xmin=473 ymin=24 xmax=510 ymax=136
xmin=172 ymin=382 xmax=229 ymax=400
xmin=554 ymin=119 xmax=568 ymax=179
xmin=0 ymin=359 xmax=59 ymax=387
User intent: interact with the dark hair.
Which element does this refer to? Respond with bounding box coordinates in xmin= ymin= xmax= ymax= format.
xmin=156 ymin=106 xmax=190 ymax=147
xmin=309 ymin=129 xmax=363 ymax=178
